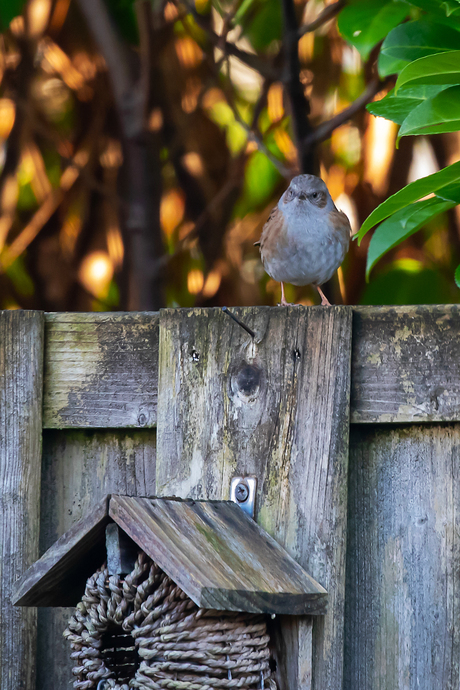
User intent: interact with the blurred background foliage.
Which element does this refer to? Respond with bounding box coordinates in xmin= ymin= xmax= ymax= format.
xmin=1 ymin=0 xmax=460 ymax=311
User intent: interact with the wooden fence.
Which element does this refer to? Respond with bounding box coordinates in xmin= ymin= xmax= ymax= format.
xmin=1 ymin=305 xmax=460 ymax=689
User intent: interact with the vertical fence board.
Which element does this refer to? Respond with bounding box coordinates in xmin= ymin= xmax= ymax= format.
xmin=345 ymin=424 xmax=460 ymax=690
xmin=156 ymin=306 xmax=352 ymax=690
xmin=0 ymin=310 xmax=44 ymax=690
xmin=36 ymin=428 xmax=156 ymax=689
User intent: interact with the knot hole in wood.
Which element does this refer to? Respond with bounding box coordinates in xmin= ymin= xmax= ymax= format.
xmin=229 ymin=361 xmax=263 ymax=403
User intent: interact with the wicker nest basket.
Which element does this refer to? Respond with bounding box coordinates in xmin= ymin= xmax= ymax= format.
xmin=64 ymin=551 xmax=278 ymax=690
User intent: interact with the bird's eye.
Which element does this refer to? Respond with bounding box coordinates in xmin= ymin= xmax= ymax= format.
xmin=311 ymin=192 xmax=318 ymax=199
xmin=284 ymin=188 xmax=295 ymax=203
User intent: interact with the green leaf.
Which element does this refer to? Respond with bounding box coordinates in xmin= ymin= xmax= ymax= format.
xmin=233 ymin=0 xmax=282 ymax=50
xmin=358 ymin=160 xmax=460 ymax=239
xmin=380 ymin=20 xmax=460 ymax=62
xmin=435 ymin=182 xmax=460 ymax=203
xmin=455 ymin=264 xmax=460 ymax=288
xmin=367 ymin=85 xmax=453 ymax=124
xmin=362 ymin=262 xmax=452 ymax=305
xmin=398 ymin=85 xmax=460 ymax=139
xmin=365 ymin=196 xmax=455 ymax=277
xmin=397 ymin=84 xmax=453 ymax=98
xmin=396 ymin=51 xmax=460 ymax=91
xmin=0 ymin=0 xmax=26 ymax=30
xmin=367 ymin=94 xmax=423 ymax=125
xmin=338 ymin=0 xmax=409 ymax=61
xmin=406 ymin=0 xmax=460 ymax=17
xmin=244 ymin=0 xmax=282 ymax=51
xmin=378 ymin=51 xmax=409 ymax=78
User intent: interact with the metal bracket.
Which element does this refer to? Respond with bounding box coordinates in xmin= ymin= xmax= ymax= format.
xmin=230 ymin=476 xmax=257 ymax=519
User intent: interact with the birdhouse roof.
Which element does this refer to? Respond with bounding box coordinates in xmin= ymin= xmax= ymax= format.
xmin=13 ymin=495 xmax=327 ymax=615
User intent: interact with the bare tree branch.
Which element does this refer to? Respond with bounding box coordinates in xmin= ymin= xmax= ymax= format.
xmin=179 ymin=0 xmax=279 ymax=80
xmin=281 ymin=0 xmax=315 ymax=173
xmin=77 ymin=0 xmax=135 ymax=130
xmin=222 ymin=66 xmax=291 ymax=178
xmin=298 ymin=0 xmax=346 ymax=37
xmin=302 ymin=77 xmax=385 ymax=150
xmin=76 ymin=0 xmax=165 ymax=310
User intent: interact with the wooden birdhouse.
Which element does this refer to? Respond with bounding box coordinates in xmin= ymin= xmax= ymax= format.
xmin=13 ymin=494 xmax=327 ymax=689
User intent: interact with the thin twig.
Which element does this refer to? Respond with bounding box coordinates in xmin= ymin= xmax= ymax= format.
xmin=302 ymin=77 xmax=386 ymax=149
xmin=222 ymin=59 xmax=291 ymax=178
xmin=298 ymin=0 xmax=346 ymax=38
xmin=178 ymin=0 xmax=278 ymax=80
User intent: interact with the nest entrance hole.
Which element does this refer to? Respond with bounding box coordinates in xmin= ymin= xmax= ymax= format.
xmin=101 ymin=624 xmax=139 ymax=683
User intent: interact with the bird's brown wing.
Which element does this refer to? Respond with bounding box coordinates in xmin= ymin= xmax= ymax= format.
xmin=329 ymin=208 xmax=352 ymax=239
xmin=256 ymin=206 xmax=289 ymax=264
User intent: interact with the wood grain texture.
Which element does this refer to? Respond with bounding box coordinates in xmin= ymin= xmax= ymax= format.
xmin=0 ymin=310 xmax=44 ymax=690
xmin=345 ymin=424 xmax=460 ymax=690
xmin=109 ymin=496 xmax=327 ymax=614
xmin=156 ymin=306 xmax=352 ymax=690
xmin=13 ymin=495 xmax=110 ymax=606
xmin=43 ymin=312 xmax=159 ymax=428
xmin=36 ymin=428 xmax=156 ymax=690
xmin=351 ymin=305 xmax=460 ymax=423
xmin=41 ymin=306 xmax=460 ymax=429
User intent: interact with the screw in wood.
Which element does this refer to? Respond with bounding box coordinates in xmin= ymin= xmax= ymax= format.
xmin=222 ymin=307 xmax=255 ymax=339
xmin=235 ymin=482 xmax=249 ymax=503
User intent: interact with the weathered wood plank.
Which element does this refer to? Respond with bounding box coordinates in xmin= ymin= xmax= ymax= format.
xmin=41 ymin=306 xmax=460 ymax=429
xmin=43 ymin=312 xmax=159 ymax=428
xmin=351 ymin=305 xmax=460 ymax=423
xmin=13 ymin=495 xmax=110 ymax=606
xmin=109 ymin=496 xmax=327 ymax=614
xmin=345 ymin=424 xmax=460 ymax=689
xmin=36 ymin=428 xmax=156 ymax=690
xmin=0 ymin=310 xmax=44 ymax=690
xmin=106 ymin=523 xmax=138 ymax=576
xmin=156 ymin=306 xmax=352 ymax=690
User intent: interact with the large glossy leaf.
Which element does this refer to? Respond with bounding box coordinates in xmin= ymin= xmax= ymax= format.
xmin=0 ymin=0 xmax=25 ymax=30
xmin=372 ymin=84 xmax=452 ymax=124
xmin=406 ymin=0 xmax=460 ymax=17
xmin=338 ymin=0 xmax=408 ymax=61
xmin=367 ymin=94 xmax=423 ymax=125
xmin=435 ymin=182 xmax=460 ymax=203
xmin=380 ymin=20 xmax=460 ymax=62
xmin=366 ymin=86 xmax=449 ymax=125
xmin=366 ymin=196 xmax=455 ymax=277
xmin=358 ymin=161 xmax=460 ymax=239
xmin=398 ymin=85 xmax=460 ymax=138
xmin=378 ymin=51 xmax=409 ymax=78
xmin=396 ymin=51 xmax=460 ymax=91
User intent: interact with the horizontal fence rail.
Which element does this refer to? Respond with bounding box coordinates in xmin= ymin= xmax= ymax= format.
xmin=43 ymin=305 xmax=460 ymax=428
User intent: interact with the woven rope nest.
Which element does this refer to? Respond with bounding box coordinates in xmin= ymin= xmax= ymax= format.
xmin=64 ymin=551 xmax=278 ymax=690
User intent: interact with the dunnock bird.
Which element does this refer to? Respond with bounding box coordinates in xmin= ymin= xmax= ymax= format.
xmin=255 ymin=175 xmax=351 ymax=306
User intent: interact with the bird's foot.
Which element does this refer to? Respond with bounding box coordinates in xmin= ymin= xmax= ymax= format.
xmin=278 ymin=297 xmax=297 ymax=307
xmin=278 ymin=282 xmax=299 ymax=307
xmin=317 ymin=286 xmax=332 ymax=306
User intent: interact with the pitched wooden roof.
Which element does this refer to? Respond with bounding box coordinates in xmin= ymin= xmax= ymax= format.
xmin=13 ymin=495 xmax=327 ymax=615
